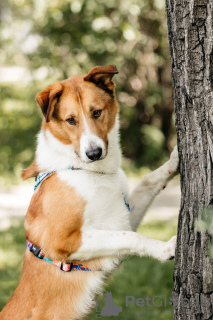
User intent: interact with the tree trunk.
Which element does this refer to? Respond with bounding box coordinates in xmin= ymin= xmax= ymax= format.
xmin=165 ymin=1 xmax=213 ymax=319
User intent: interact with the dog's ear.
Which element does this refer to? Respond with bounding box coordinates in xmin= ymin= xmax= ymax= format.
xmin=84 ymin=65 xmax=119 ymax=92
xmin=36 ymin=82 xmax=64 ymax=123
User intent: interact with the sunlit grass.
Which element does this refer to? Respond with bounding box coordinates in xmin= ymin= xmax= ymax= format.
xmin=0 ymin=218 xmax=177 ymax=319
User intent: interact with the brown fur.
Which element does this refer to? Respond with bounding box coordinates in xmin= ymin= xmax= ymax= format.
xmin=1 ymin=174 xmax=86 ymax=320
xmin=1 ymin=66 xmax=119 ymax=320
xmin=25 ymin=174 xmax=84 ymax=260
xmin=1 ymin=250 xmax=102 ymax=320
xmin=38 ymin=67 xmax=119 ymax=156
xmin=36 ymin=82 xmax=64 ymax=123
xmin=21 ymin=160 xmax=40 ymax=180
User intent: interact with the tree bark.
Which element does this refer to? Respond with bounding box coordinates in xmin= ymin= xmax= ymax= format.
xmin=165 ymin=1 xmax=213 ymax=319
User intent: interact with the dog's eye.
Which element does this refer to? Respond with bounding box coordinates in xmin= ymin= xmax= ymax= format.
xmin=93 ymin=110 xmax=102 ymax=119
xmin=66 ymin=117 xmax=76 ymax=125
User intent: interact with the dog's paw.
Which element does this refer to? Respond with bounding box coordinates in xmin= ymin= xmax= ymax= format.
xmin=166 ymin=236 xmax=177 ymax=260
xmin=168 ymin=146 xmax=179 ymax=175
xmin=162 ymin=235 xmax=177 ymax=261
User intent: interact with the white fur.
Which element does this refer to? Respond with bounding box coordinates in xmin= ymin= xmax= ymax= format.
xmin=36 ymin=116 xmax=121 ymax=174
xmin=128 ymin=146 xmax=179 ymax=231
xmin=35 ymin=117 xmax=179 ymax=318
xmin=77 ymin=92 xmax=107 ymax=162
xmin=80 ymin=133 xmax=106 ymax=162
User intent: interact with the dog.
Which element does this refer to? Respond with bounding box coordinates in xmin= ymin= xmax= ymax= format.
xmin=0 ymin=65 xmax=179 ymax=320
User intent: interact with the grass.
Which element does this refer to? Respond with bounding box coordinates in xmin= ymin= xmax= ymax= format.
xmin=0 ymin=221 xmax=26 ymax=310
xmin=0 ymin=218 xmax=177 ymax=319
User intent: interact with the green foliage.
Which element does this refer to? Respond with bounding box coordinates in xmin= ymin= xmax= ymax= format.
xmin=0 ymin=218 xmax=177 ymax=318
xmin=0 ymin=84 xmax=42 ymax=184
xmin=195 ymin=207 xmax=213 ymax=237
xmin=195 ymin=206 xmax=213 ymax=258
xmin=0 ymin=220 xmax=26 ymax=309
xmin=0 ymin=0 xmax=176 ymax=183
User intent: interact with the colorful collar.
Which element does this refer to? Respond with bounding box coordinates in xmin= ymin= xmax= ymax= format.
xmin=27 ymin=240 xmax=122 ymax=272
xmin=34 ymin=167 xmax=81 ymax=191
xmin=34 ymin=168 xmax=130 ymax=211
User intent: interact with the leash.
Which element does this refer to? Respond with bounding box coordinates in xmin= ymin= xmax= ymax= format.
xmin=27 ymin=167 xmax=128 ymax=272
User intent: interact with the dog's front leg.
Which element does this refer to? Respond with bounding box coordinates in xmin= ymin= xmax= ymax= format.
xmin=69 ymin=229 xmax=176 ymax=262
xmin=128 ymin=146 xmax=179 ymax=231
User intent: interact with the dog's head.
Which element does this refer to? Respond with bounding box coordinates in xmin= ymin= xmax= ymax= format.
xmin=36 ymin=65 xmax=119 ymax=163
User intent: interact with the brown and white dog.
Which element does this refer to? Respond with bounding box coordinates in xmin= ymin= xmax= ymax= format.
xmin=0 ymin=65 xmax=178 ymax=320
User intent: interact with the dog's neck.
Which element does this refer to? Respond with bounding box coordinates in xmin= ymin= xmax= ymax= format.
xmin=36 ymin=117 xmax=122 ymax=175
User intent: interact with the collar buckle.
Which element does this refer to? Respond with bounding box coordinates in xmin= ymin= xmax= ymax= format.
xmin=30 ymin=244 xmax=43 ymax=259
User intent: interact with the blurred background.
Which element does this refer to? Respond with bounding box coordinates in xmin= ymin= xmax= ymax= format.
xmin=0 ymin=0 xmax=180 ymax=319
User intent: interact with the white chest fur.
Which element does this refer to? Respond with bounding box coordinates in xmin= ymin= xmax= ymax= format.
xmin=57 ymin=168 xmax=131 ymax=232
xmin=57 ymin=169 xmax=132 ymax=318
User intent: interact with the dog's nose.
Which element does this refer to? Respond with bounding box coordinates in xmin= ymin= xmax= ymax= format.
xmin=86 ymin=147 xmax=102 ymax=161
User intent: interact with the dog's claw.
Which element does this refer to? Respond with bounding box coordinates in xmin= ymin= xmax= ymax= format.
xmin=160 ymin=235 xmax=177 ymax=261
xmin=168 ymin=256 xmax=175 ymax=260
